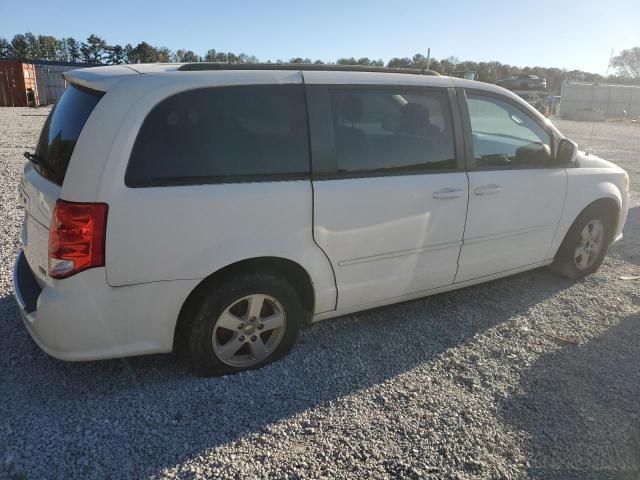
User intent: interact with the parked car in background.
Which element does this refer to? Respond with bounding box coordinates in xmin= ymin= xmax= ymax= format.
xmin=14 ymin=64 xmax=628 ymax=376
xmin=496 ymin=74 xmax=547 ymax=90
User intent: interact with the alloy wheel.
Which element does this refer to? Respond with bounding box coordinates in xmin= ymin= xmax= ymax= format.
xmin=212 ymin=294 xmax=286 ymax=367
xmin=574 ymin=220 xmax=604 ymax=270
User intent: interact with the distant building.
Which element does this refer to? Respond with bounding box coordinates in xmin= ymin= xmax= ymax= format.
xmin=32 ymin=60 xmax=98 ymax=105
xmin=560 ymin=82 xmax=640 ymax=120
xmin=0 ymin=59 xmax=97 ymax=107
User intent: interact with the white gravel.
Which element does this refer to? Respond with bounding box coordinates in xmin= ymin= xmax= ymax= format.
xmin=0 ymin=108 xmax=639 ymax=479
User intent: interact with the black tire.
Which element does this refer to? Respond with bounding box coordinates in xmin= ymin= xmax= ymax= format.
xmin=188 ymin=272 xmax=302 ymax=376
xmin=550 ymin=203 xmax=615 ymax=280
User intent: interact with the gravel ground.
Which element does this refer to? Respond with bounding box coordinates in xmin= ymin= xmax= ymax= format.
xmin=0 ymin=108 xmax=639 ymax=480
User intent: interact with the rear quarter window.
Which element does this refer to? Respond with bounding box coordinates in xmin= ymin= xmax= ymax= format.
xmin=125 ymin=84 xmax=310 ymax=187
xmin=34 ymin=84 xmax=103 ymax=186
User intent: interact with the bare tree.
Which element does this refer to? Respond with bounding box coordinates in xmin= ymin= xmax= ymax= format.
xmin=610 ymin=48 xmax=640 ymax=79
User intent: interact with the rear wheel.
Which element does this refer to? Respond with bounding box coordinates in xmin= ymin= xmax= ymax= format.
xmin=550 ymin=204 xmax=614 ymax=280
xmin=188 ymin=272 xmax=302 ymax=376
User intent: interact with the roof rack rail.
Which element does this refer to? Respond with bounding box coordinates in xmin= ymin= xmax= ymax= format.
xmin=177 ymin=63 xmax=440 ymax=76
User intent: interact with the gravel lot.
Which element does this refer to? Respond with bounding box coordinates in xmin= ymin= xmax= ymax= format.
xmin=0 ymin=108 xmax=638 ymax=480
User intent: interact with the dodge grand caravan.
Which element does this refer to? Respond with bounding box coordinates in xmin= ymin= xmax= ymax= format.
xmin=14 ymin=64 xmax=629 ymax=376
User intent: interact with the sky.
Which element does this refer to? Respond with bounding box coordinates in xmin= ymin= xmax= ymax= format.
xmin=1 ymin=0 xmax=639 ymax=74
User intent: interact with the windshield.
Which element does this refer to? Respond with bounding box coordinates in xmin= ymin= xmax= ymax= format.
xmin=34 ymin=84 xmax=103 ymax=185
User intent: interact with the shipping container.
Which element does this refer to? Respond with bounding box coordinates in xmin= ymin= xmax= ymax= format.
xmin=0 ymin=60 xmax=39 ymax=107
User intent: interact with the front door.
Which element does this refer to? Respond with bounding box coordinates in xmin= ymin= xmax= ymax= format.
xmin=455 ymin=90 xmax=567 ymax=282
xmin=307 ymin=83 xmax=469 ymax=310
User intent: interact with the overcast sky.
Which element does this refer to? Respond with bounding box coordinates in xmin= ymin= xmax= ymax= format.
xmin=2 ymin=0 xmax=639 ymax=74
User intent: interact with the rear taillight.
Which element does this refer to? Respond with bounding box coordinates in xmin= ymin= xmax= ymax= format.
xmin=48 ymin=200 xmax=108 ymax=279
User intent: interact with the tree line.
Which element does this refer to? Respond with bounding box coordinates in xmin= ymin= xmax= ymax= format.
xmin=1 ymin=32 xmax=638 ymax=92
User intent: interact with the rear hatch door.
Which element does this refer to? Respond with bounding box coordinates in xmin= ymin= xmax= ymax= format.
xmin=20 ymin=165 xmax=60 ymax=283
xmin=20 ymin=84 xmax=103 ymax=285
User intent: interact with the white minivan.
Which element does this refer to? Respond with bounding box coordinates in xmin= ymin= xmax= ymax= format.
xmin=14 ymin=64 xmax=629 ymax=376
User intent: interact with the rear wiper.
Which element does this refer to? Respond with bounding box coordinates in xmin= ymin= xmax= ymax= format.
xmin=23 ymin=151 xmax=54 ymax=175
xmin=23 ymin=151 xmax=42 ymax=165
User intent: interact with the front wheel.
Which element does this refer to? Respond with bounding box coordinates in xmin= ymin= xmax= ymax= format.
xmin=550 ymin=204 xmax=614 ymax=280
xmin=187 ymin=272 xmax=302 ymax=376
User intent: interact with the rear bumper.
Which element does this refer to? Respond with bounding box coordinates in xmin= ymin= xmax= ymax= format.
xmin=13 ymin=251 xmax=68 ymax=359
xmin=13 ymin=251 xmax=42 ymax=316
xmin=13 ymin=250 xmax=198 ymax=361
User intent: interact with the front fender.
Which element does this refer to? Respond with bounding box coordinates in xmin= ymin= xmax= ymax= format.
xmin=546 ymin=169 xmax=627 ymax=258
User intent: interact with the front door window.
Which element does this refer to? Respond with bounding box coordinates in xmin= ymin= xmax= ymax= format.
xmin=467 ymin=94 xmax=552 ymax=168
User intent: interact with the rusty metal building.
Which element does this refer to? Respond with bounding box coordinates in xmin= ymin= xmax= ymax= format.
xmin=0 ymin=60 xmax=39 ymax=107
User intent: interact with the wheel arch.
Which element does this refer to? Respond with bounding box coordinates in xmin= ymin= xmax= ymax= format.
xmin=570 ymin=197 xmax=621 ymax=239
xmin=584 ymin=197 xmax=620 ymax=229
xmin=172 ymin=256 xmax=315 ymax=353
xmin=549 ymin=196 xmax=620 ymax=260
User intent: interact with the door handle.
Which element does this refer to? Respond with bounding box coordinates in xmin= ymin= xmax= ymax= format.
xmin=432 ymin=188 xmax=464 ymax=199
xmin=474 ymin=184 xmax=501 ymax=196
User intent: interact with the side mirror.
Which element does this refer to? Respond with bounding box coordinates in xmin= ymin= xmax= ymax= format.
xmin=556 ymin=138 xmax=578 ymax=165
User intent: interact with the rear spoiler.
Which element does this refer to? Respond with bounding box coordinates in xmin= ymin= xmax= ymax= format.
xmin=63 ymin=65 xmax=139 ymax=92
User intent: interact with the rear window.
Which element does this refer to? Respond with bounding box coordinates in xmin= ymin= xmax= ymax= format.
xmin=34 ymin=84 xmax=103 ymax=185
xmin=125 ymin=84 xmax=310 ymax=187
xmin=327 ymin=87 xmax=456 ymax=175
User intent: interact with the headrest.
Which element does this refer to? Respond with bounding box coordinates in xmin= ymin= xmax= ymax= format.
xmin=397 ymin=103 xmax=431 ymax=136
xmin=340 ymin=95 xmax=363 ymax=123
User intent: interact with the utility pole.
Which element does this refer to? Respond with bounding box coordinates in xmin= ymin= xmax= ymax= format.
xmin=605 ymin=48 xmax=614 ymax=77
xmin=426 ymin=48 xmax=431 ymax=70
